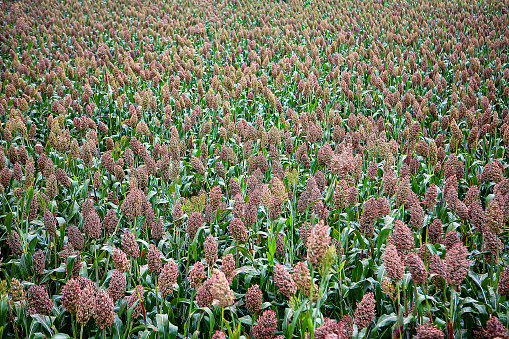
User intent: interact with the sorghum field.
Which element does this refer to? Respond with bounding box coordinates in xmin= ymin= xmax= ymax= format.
xmin=1 ymin=0 xmax=509 ymax=338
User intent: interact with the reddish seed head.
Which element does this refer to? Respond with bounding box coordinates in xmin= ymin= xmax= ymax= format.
xmin=252 ymin=310 xmax=278 ymax=339
xmin=354 ymin=292 xmax=376 ymax=330
xmin=245 ymin=284 xmax=263 ymax=314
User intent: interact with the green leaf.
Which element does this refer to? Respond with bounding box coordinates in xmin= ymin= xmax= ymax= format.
xmin=19 ymin=253 xmax=32 ymax=279
xmin=239 ymin=315 xmax=253 ymax=326
xmin=51 ymin=334 xmax=71 ymax=339
xmin=5 ymin=212 xmax=13 ymax=234
xmin=66 ymin=255 xmax=77 ymax=280
xmin=376 ymin=228 xmax=391 ymax=251
xmin=0 ymin=299 xmax=9 ymax=330
xmin=30 ymin=314 xmax=55 ymax=337
xmin=156 ymin=313 xmax=178 ymax=339
xmin=283 ymin=301 xmax=309 ymax=338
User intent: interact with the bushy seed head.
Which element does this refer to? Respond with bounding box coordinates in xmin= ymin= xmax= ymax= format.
xmin=203 ymin=235 xmax=218 ymax=267
xmin=147 ymin=244 xmax=161 ymax=274
xmin=112 ymin=248 xmax=130 ymax=272
xmin=32 ymin=249 xmax=45 ymax=276
xmin=9 ymin=230 xmax=23 ymax=255
xmin=245 ymin=284 xmax=263 ymax=314
xmin=9 ymin=278 xmax=25 ymax=303
xmin=61 ymin=279 xmax=81 ymax=313
xmin=306 ymin=220 xmax=331 ymax=266
xmin=28 ymin=285 xmax=53 ymax=316
xmin=43 ymin=209 xmax=57 ymax=237
xmin=415 ymin=321 xmax=445 ymax=339
xmin=159 ymin=259 xmax=179 ymax=297
xmin=383 ymin=243 xmax=403 ymax=281
xmin=126 ymin=285 xmax=145 ymax=320
xmin=273 ymin=264 xmax=296 ymax=298
xmin=122 ymin=230 xmax=139 ymax=258
xmin=188 ymin=261 xmax=206 ymax=289
xmin=445 ymin=244 xmax=470 ymax=286
xmin=354 ymin=292 xmax=376 ymax=330
xmin=252 ymin=310 xmax=278 ymax=339
xmin=196 ymin=278 xmax=213 ymax=308
xmin=405 ymin=252 xmax=428 ymax=285
xmin=108 ymin=270 xmax=126 ymax=301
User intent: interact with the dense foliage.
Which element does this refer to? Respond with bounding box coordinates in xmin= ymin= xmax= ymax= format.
xmin=1 ymin=0 xmax=509 ymax=338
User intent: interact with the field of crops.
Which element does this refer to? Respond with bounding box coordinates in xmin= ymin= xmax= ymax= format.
xmin=1 ymin=0 xmax=509 ymax=338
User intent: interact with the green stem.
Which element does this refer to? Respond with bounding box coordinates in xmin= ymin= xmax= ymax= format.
xmin=135 ymin=260 xmax=141 ymax=284
xmin=308 ymin=266 xmax=315 ymax=338
xmin=496 ymin=238 xmax=500 ymax=313
xmin=124 ymin=319 xmax=133 ymax=339
xmin=155 ymin=278 xmax=160 ymax=314
xmin=413 ymin=283 xmax=420 ymax=321
xmin=128 ymin=259 xmax=135 ymax=289
xmin=221 ymin=307 xmax=225 ymax=331
xmin=425 ymin=282 xmax=432 ymax=320
xmin=135 ymin=284 xmax=147 ymax=331
xmin=396 ymin=283 xmax=401 ymax=311
xmin=94 ymin=240 xmax=99 ymax=281
xmin=449 ymin=287 xmax=455 ymax=333
xmin=184 ymin=290 xmax=196 ymax=338
xmin=403 ymin=278 xmax=407 ymax=317
xmin=53 ymin=235 xmax=58 ymax=273
xmin=71 ymin=314 xmax=77 ymax=339
xmin=310 ymin=266 xmax=314 ymax=305
xmin=7 ymin=300 xmax=19 ymax=339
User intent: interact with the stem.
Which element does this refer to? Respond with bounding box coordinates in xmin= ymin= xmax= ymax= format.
xmin=309 ymin=266 xmax=314 ymax=305
xmin=135 ymin=278 xmax=147 ymax=330
xmin=396 ymin=283 xmax=400 ymax=312
xmin=308 ymin=266 xmax=315 ymax=338
xmin=7 ymin=300 xmax=19 ymax=339
xmin=135 ymin=261 xmax=141 ymax=284
xmin=155 ymin=278 xmax=160 ymax=314
xmin=184 ymin=290 xmax=196 ymax=338
xmin=129 ymin=259 xmax=135 ymax=288
xmin=221 ymin=307 xmax=225 ymax=330
xmin=124 ymin=319 xmax=133 ymax=339
xmin=72 ymin=314 xmax=77 ymax=339
xmin=413 ymin=283 xmax=420 ymax=321
xmin=403 ymin=278 xmax=407 ymax=317
xmin=94 ymin=240 xmax=99 ymax=281
xmin=449 ymin=287 xmax=455 ymax=336
xmin=496 ymin=237 xmax=500 ymax=313
xmin=425 ymin=282 xmax=432 ymax=320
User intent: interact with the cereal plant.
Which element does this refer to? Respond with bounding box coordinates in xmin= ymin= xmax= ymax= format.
xmin=0 ymin=0 xmax=509 ymax=338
